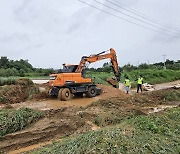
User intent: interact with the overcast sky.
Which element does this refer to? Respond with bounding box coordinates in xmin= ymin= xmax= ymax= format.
xmin=0 ymin=0 xmax=180 ymax=68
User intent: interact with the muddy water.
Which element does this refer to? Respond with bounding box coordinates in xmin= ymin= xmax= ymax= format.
xmin=32 ymin=80 xmax=49 ymax=84
xmin=12 ymin=96 xmax=100 ymax=111
xmin=8 ymin=139 xmax=61 ymax=154
xmin=143 ymin=104 xmax=179 ymax=114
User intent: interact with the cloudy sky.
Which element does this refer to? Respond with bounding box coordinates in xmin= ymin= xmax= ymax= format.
xmin=0 ymin=0 xmax=180 ymax=68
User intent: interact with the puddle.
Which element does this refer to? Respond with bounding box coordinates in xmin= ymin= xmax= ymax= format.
xmin=145 ymin=105 xmax=178 ymax=114
xmin=32 ymin=80 xmax=49 ymax=84
xmin=12 ymin=96 xmax=100 ymax=111
xmin=86 ymin=121 xmax=100 ymax=131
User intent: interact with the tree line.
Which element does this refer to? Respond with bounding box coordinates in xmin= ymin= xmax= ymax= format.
xmin=0 ymin=57 xmax=54 ymax=77
xmin=0 ymin=56 xmax=179 ymax=77
xmin=88 ymin=59 xmax=180 ymax=72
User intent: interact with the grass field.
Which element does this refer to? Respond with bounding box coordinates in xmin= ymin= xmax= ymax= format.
xmin=87 ymin=69 xmax=180 ymax=87
xmin=0 ymin=69 xmax=180 ymax=87
xmin=0 ymin=108 xmax=43 ymax=138
xmin=123 ymin=69 xmax=180 ymax=85
xmin=0 ymin=76 xmax=49 ymax=86
xmin=32 ymin=108 xmax=180 ymax=154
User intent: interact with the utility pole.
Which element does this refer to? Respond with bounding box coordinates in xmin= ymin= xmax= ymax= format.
xmin=162 ymin=55 xmax=166 ymax=70
xmin=137 ymin=61 xmax=139 ymax=67
xmin=147 ymin=60 xmax=150 ymax=65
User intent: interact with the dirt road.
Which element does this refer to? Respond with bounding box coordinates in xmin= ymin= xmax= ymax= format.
xmin=154 ymin=80 xmax=180 ymax=90
xmin=119 ymin=80 xmax=180 ymax=93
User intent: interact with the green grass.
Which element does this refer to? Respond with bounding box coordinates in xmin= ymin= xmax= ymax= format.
xmin=1 ymin=69 xmax=180 ymax=86
xmin=32 ymin=108 xmax=180 ymax=154
xmin=87 ymin=69 xmax=180 ymax=87
xmin=0 ymin=76 xmax=49 ymax=86
xmin=161 ymin=89 xmax=180 ymax=101
xmin=86 ymin=72 xmax=113 ymax=85
xmin=0 ymin=77 xmax=16 ymax=86
xmin=123 ymin=69 xmax=180 ymax=87
xmin=0 ymin=108 xmax=43 ymax=138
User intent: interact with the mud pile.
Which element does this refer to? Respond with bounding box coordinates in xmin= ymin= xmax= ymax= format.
xmin=97 ymin=84 xmax=129 ymax=100
xmin=0 ymin=78 xmax=39 ymax=104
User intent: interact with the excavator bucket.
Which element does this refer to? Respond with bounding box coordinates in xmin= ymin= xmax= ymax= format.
xmin=106 ymin=77 xmax=118 ymax=88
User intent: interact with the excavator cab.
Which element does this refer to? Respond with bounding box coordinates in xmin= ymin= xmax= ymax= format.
xmin=58 ymin=64 xmax=78 ymax=73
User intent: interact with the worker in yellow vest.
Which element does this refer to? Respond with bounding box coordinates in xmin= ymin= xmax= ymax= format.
xmin=137 ymin=75 xmax=143 ymax=93
xmin=125 ymin=76 xmax=131 ymax=94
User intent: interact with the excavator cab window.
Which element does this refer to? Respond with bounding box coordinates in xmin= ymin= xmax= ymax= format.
xmin=58 ymin=65 xmax=78 ymax=73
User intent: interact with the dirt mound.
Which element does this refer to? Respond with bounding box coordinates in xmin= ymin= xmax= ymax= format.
xmin=16 ymin=78 xmax=34 ymax=86
xmin=97 ymin=84 xmax=129 ymax=100
xmin=0 ymin=78 xmax=39 ymax=104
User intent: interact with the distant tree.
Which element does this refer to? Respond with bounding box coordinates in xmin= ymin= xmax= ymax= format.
xmin=123 ymin=64 xmax=137 ymax=71
xmin=165 ymin=59 xmax=174 ymax=65
xmin=154 ymin=62 xmax=164 ymax=66
xmin=138 ymin=63 xmax=150 ymax=69
xmin=0 ymin=57 xmax=9 ymax=69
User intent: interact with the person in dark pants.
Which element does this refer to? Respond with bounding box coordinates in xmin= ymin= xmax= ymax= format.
xmin=137 ymin=75 xmax=143 ymax=93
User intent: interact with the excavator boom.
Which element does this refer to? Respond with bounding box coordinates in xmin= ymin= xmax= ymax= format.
xmin=76 ymin=48 xmax=120 ymax=81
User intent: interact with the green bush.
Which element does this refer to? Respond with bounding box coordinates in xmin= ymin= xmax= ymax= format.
xmin=0 ymin=78 xmax=16 ymax=86
xmin=0 ymin=108 xmax=43 ymax=138
xmin=162 ymin=90 xmax=180 ymax=101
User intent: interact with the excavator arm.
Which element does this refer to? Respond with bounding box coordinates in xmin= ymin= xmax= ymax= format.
xmin=75 ymin=48 xmax=120 ymax=81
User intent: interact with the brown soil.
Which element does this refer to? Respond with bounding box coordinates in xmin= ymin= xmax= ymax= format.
xmin=97 ymin=84 xmax=129 ymax=100
xmin=0 ymin=79 xmax=38 ymax=104
xmin=4 ymin=85 xmax=126 ymax=111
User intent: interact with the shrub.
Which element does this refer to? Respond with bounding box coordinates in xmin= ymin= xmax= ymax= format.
xmin=0 ymin=108 xmax=43 ymax=138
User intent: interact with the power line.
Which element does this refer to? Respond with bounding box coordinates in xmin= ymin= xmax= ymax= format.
xmin=93 ymin=0 xmax=180 ymax=36
xmin=77 ymin=0 xmax=179 ymax=38
xmin=111 ymin=0 xmax=180 ymax=32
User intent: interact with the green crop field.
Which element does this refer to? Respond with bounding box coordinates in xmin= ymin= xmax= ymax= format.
xmin=0 ymin=108 xmax=43 ymax=138
xmin=32 ymin=108 xmax=180 ymax=154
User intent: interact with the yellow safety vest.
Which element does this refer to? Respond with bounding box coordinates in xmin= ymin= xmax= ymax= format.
xmin=125 ymin=79 xmax=130 ymax=86
xmin=138 ymin=78 xmax=143 ymax=84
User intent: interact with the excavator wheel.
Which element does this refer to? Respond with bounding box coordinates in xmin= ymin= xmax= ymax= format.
xmin=61 ymin=88 xmax=72 ymax=101
xmin=57 ymin=88 xmax=63 ymax=100
xmin=86 ymin=86 xmax=97 ymax=98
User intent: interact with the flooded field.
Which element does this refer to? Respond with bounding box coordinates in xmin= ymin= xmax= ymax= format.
xmin=12 ymin=97 xmax=100 ymax=111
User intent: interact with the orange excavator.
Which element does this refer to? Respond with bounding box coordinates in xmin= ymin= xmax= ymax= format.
xmin=49 ymin=48 xmax=120 ymax=101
